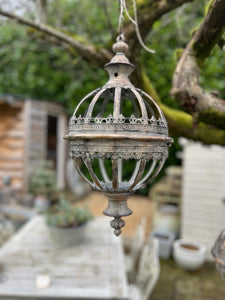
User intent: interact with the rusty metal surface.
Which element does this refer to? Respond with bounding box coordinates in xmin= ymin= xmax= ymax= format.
xmin=65 ymin=133 xmax=172 ymax=142
xmin=64 ymin=40 xmax=173 ymax=235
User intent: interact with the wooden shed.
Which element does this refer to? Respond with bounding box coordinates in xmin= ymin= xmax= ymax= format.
xmin=180 ymin=138 xmax=225 ymax=260
xmin=0 ymin=95 xmax=67 ymax=193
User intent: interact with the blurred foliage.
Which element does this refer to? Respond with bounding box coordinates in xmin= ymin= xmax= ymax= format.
xmin=200 ymin=45 xmax=225 ymax=97
xmin=142 ymin=1 xmax=225 ymax=109
xmin=0 ymin=22 xmax=107 ymax=115
xmin=0 ymin=0 xmax=224 ymax=195
xmin=0 ymin=0 xmax=224 ymax=112
xmin=28 ymin=160 xmax=58 ymax=198
xmin=46 ymin=198 xmax=93 ymax=228
xmin=47 ymin=0 xmax=118 ymax=45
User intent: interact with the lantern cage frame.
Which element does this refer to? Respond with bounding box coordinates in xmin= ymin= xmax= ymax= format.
xmin=64 ymin=39 xmax=173 ymax=235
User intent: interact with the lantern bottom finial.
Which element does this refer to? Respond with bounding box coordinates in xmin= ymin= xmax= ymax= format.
xmin=110 ymin=217 xmax=125 ymax=236
xmin=103 ymin=192 xmax=133 ymax=236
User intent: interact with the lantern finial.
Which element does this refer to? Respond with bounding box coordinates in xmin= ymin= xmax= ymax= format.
xmin=113 ymin=36 xmax=128 ymax=54
xmin=104 ymin=39 xmax=135 ymax=88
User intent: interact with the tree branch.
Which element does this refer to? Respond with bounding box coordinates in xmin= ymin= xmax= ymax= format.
xmin=1 ymin=1 xmax=224 ymax=141
xmin=123 ymin=0 xmax=193 ymax=64
xmin=35 ymin=0 xmax=48 ymax=25
xmin=142 ymin=69 xmax=225 ymax=146
xmin=0 ymin=1 xmax=192 ymax=69
xmin=171 ymin=0 xmax=225 ymax=130
xmin=0 ymin=7 xmax=112 ymax=66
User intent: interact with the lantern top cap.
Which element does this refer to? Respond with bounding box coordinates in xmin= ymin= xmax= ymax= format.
xmin=112 ymin=35 xmax=129 ymax=54
xmin=104 ymin=36 xmax=135 ymax=77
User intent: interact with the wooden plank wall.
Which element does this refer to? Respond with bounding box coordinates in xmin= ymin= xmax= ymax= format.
xmin=25 ymin=100 xmax=67 ymax=190
xmin=181 ymin=140 xmax=225 ymax=260
xmin=0 ymin=102 xmax=25 ymax=192
xmin=0 ymin=99 xmax=67 ymax=193
xmin=24 ymin=100 xmax=47 ymax=190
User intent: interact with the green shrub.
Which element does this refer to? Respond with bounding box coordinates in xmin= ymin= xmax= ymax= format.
xmin=46 ymin=199 xmax=93 ymax=228
xmin=28 ymin=161 xmax=58 ymax=199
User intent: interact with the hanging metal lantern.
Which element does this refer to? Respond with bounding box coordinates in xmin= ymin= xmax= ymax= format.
xmin=212 ymin=228 xmax=225 ymax=281
xmin=64 ymin=38 xmax=173 ymax=235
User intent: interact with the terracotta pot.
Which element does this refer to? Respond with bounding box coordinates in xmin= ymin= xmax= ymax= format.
xmin=173 ymin=239 xmax=206 ymax=271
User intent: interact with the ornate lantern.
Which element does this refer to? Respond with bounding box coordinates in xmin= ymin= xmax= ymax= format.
xmin=64 ymin=38 xmax=173 ymax=235
xmin=212 ymin=229 xmax=225 ymax=280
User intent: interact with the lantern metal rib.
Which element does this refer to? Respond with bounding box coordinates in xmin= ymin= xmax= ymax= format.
xmin=64 ymin=39 xmax=173 ymax=235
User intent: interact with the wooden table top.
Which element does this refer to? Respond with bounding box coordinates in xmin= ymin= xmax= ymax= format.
xmin=0 ymin=215 xmax=128 ymax=299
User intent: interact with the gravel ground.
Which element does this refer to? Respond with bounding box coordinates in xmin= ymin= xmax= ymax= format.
xmin=152 ymin=260 xmax=225 ymax=300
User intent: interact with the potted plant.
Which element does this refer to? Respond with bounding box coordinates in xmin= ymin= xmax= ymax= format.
xmin=46 ymin=199 xmax=93 ymax=246
xmin=28 ymin=161 xmax=58 ymax=210
xmin=173 ymin=239 xmax=206 ymax=271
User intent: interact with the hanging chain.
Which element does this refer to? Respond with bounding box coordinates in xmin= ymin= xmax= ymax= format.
xmin=117 ymin=0 xmax=155 ymax=54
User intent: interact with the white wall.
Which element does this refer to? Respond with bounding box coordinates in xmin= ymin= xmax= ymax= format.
xmin=180 ymin=138 xmax=225 ymax=260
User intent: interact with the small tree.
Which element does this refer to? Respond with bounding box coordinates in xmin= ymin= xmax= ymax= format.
xmin=29 ymin=160 xmax=58 ymax=200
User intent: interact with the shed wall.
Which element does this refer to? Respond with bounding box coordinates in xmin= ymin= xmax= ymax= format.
xmin=181 ymin=140 xmax=225 ymax=260
xmin=24 ymin=100 xmax=46 ymax=181
xmin=0 ymin=102 xmax=25 ymax=191
xmin=0 ymin=98 xmax=67 ymax=193
xmin=24 ymin=100 xmax=67 ymax=190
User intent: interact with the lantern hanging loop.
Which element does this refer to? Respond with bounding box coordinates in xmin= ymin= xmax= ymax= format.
xmin=119 ymin=0 xmax=155 ymax=54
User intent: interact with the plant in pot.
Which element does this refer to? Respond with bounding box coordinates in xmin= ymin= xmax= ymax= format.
xmin=173 ymin=239 xmax=206 ymax=271
xmin=46 ymin=199 xmax=93 ymax=246
xmin=28 ymin=161 xmax=58 ymax=211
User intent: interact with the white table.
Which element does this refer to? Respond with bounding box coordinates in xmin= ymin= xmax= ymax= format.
xmin=0 ymin=216 xmax=128 ymax=299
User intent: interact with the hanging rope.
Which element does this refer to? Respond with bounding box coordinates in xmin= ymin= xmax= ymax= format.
xmin=118 ymin=0 xmax=124 ymax=35
xmin=118 ymin=0 xmax=155 ymax=53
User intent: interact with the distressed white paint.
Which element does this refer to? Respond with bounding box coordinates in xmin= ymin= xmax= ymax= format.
xmin=180 ymin=139 xmax=225 ymax=260
xmin=0 ymin=216 xmax=128 ymax=299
